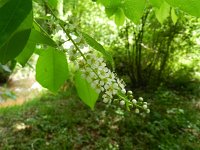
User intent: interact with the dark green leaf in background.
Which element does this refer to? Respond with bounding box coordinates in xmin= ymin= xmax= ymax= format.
xmin=16 ymin=28 xmax=57 ymax=66
xmin=15 ymin=41 xmax=36 ymax=67
xmin=0 ymin=29 xmax=31 ymax=64
xmin=0 ymin=0 xmax=32 ymax=48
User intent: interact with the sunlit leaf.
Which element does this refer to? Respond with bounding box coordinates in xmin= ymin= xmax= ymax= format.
xmin=36 ymin=47 xmax=69 ymax=92
xmin=105 ymin=7 xmax=117 ymax=18
xmin=100 ymin=0 xmax=121 ymax=7
xmin=155 ymin=1 xmax=170 ymax=24
xmin=122 ymin=0 xmax=146 ymax=24
xmin=171 ymin=8 xmax=178 ymax=24
xmin=115 ymin=8 xmax=125 ymax=26
xmin=166 ymin=0 xmax=200 ymax=17
xmin=29 ymin=29 xmax=57 ymax=47
xmin=149 ymin=0 xmax=164 ymax=8
xmin=74 ymin=71 xmax=99 ymax=110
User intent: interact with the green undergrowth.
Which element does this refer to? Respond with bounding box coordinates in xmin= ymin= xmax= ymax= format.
xmin=0 ymin=86 xmax=200 ymax=150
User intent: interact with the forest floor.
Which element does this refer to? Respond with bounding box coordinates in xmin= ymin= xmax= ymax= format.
xmin=0 ymin=84 xmax=200 ymax=150
xmin=0 ymin=77 xmax=42 ymax=108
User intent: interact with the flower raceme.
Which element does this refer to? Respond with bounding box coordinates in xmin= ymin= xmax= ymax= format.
xmin=52 ymin=23 xmax=150 ymax=114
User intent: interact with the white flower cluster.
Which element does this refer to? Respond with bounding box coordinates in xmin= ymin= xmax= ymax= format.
xmin=52 ymin=23 xmax=150 ymax=114
xmin=81 ymin=53 xmax=126 ymax=101
xmin=79 ymin=52 xmax=150 ymax=114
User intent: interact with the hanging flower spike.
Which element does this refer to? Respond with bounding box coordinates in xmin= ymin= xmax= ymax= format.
xmin=51 ymin=21 xmax=150 ymax=114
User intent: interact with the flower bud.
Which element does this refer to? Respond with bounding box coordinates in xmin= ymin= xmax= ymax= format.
xmin=138 ymin=97 xmax=143 ymax=101
xmin=132 ymin=99 xmax=137 ymax=104
xmin=120 ymin=100 xmax=125 ymax=106
xmin=128 ymin=95 xmax=133 ymax=99
xmin=103 ymin=98 xmax=109 ymax=103
xmin=135 ymin=109 xmax=140 ymax=114
xmin=121 ymin=89 xmax=126 ymax=94
xmin=127 ymin=90 xmax=132 ymax=95
xmin=143 ymin=105 xmax=148 ymax=109
xmin=146 ymin=109 xmax=150 ymax=113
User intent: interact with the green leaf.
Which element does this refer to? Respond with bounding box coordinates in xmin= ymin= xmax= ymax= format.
xmin=36 ymin=47 xmax=69 ymax=92
xmin=0 ymin=0 xmax=9 ymax=7
xmin=101 ymin=0 xmax=121 ymax=18
xmin=0 ymin=0 xmax=32 ymax=48
xmin=115 ymin=8 xmax=125 ymax=26
xmin=105 ymin=7 xmax=118 ymax=18
xmin=34 ymin=0 xmax=58 ymax=7
xmin=166 ymin=0 xmax=200 ymax=17
xmin=0 ymin=29 xmax=31 ymax=64
xmin=15 ymin=41 xmax=35 ymax=66
xmin=16 ymin=28 xmax=57 ymax=66
xmin=100 ymin=0 xmax=121 ymax=7
xmin=81 ymin=32 xmax=114 ymax=67
xmin=74 ymin=71 xmax=99 ymax=110
xmin=171 ymin=8 xmax=178 ymax=24
xmin=0 ymin=1 xmax=32 ymax=64
xmin=122 ymin=0 xmax=146 ymax=24
xmin=28 ymin=29 xmax=57 ymax=47
xmin=149 ymin=0 xmax=164 ymax=8
xmin=155 ymin=1 xmax=170 ymax=24
xmin=48 ymin=0 xmax=58 ymax=8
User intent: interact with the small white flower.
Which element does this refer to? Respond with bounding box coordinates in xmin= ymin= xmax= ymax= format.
xmin=143 ymin=105 xmax=148 ymax=109
xmin=103 ymin=97 xmax=109 ymax=103
xmin=117 ymin=78 xmax=125 ymax=90
xmin=100 ymin=81 xmax=104 ymax=86
xmin=138 ymin=97 xmax=143 ymax=101
xmin=74 ymin=37 xmax=81 ymax=43
xmin=70 ymin=33 xmax=77 ymax=40
xmin=62 ymin=41 xmax=73 ymax=49
xmin=102 ymin=94 xmax=110 ymax=103
xmin=146 ymin=109 xmax=150 ymax=113
xmin=127 ymin=91 xmax=133 ymax=95
xmin=135 ymin=109 xmax=140 ymax=114
xmin=120 ymin=100 xmax=125 ymax=106
xmin=68 ymin=45 xmax=75 ymax=51
xmin=121 ymin=89 xmax=126 ymax=94
xmin=104 ymin=83 xmax=111 ymax=90
xmin=89 ymin=72 xmax=96 ymax=79
xmin=68 ymin=24 xmax=75 ymax=31
xmin=95 ymin=88 xmax=101 ymax=94
xmin=91 ymin=80 xmax=99 ymax=88
xmin=105 ymin=91 xmax=113 ymax=98
xmin=100 ymin=62 xmax=106 ymax=67
xmin=132 ymin=99 xmax=137 ymax=104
